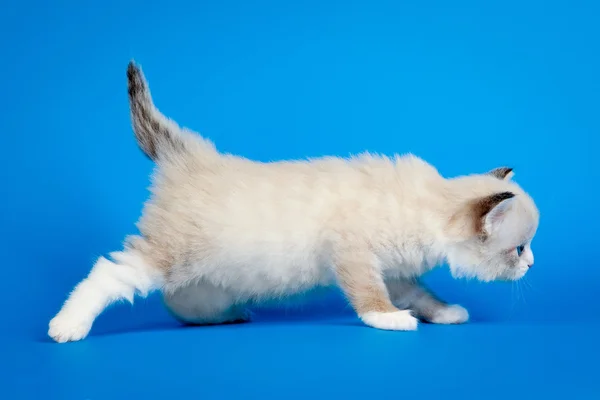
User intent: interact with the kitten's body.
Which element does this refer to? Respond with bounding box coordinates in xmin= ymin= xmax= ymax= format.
xmin=147 ymin=152 xmax=447 ymax=293
xmin=48 ymin=62 xmax=539 ymax=342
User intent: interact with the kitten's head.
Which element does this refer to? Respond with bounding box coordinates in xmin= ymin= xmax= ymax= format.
xmin=445 ymin=167 xmax=539 ymax=281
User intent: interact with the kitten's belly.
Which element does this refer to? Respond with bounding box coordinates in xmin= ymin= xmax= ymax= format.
xmin=190 ymin=199 xmax=335 ymax=298
xmin=192 ymin=241 xmax=336 ymax=299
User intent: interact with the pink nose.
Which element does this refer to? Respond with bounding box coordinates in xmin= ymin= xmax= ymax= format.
xmin=527 ymin=263 xmax=533 ymax=268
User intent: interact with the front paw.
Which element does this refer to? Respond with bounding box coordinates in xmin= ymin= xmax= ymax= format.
xmin=360 ymin=310 xmax=418 ymax=331
xmin=429 ymin=304 xmax=469 ymax=324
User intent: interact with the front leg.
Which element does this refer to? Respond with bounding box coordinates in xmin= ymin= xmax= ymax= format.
xmin=386 ymin=278 xmax=469 ymax=324
xmin=334 ymin=250 xmax=418 ymax=331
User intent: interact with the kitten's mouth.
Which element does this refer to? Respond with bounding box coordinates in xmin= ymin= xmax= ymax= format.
xmin=511 ymin=269 xmax=529 ymax=281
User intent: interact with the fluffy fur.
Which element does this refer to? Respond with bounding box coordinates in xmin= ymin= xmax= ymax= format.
xmin=48 ymin=62 xmax=539 ymax=342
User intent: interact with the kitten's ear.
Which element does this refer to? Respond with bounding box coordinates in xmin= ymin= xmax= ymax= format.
xmin=474 ymin=192 xmax=516 ymax=235
xmin=488 ymin=167 xmax=514 ymax=180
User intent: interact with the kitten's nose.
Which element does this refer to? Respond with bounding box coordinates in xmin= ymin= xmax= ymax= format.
xmin=527 ymin=263 xmax=533 ymax=269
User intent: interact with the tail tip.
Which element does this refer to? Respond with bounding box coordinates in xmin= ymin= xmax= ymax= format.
xmin=127 ymin=60 xmax=140 ymax=80
xmin=127 ymin=60 xmax=146 ymax=96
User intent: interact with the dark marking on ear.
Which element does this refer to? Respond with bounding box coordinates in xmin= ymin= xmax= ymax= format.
xmin=472 ymin=192 xmax=515 ymax=235
xmin=489 ymin=167 xmax=513 ymax=180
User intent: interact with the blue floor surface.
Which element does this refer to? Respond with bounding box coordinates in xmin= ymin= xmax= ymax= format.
xmin=6 ymin=307 xmax=599 ymax=399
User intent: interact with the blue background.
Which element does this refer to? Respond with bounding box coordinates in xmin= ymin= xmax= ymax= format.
xmin=1 ymin=0 xmax=598 ymax=398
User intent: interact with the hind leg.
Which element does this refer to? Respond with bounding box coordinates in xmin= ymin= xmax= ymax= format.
xmin=163 ymin=281 xmax=250 ymax=325
xmin=48 ymin=248 xmax=164 ymax=343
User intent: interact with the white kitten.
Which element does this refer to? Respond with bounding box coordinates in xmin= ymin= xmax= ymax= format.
xmin=48 ymin=62 xmax=539 ymax=343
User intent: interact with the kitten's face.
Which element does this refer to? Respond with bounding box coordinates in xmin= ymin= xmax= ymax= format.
xmin=448 ymin=221 xmax=537 ymax=281
xmin=446 ymin=169 xmax=539 ymax=281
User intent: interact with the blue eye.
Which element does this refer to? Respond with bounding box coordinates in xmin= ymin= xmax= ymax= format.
xmin=517 ymin=245 xmax=525 ymax=256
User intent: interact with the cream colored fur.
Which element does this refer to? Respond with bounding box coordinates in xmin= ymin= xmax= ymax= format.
xmin=47 ymin=62 xmax=539 ymax=342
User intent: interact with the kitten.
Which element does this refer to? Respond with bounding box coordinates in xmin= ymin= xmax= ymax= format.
xmin=48 ymin=61 xmax=539 ymax=342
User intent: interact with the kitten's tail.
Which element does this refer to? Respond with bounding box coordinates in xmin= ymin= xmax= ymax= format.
xmin=126 ymin=61 xmax=190 ymax=161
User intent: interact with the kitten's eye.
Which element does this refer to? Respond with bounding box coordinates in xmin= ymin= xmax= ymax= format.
xmin=516 ymin=245 xmax=525 ymax=256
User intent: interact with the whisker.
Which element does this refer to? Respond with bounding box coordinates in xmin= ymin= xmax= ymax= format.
xmin=519 ymin=280 xmax=527 ymax=305
xmin=509 ymin=281 xmax=518 ymax=320
xmin=523 ymin=276 xmax=539 ymax=294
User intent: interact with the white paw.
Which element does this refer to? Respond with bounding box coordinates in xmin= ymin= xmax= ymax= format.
xmin=360 ymin=310 xmax=418 ymax=331
xmin=48 ymin=312 xmax=93 ymax=343
xmin=430 ymin=304 xmax=469 ymax=324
